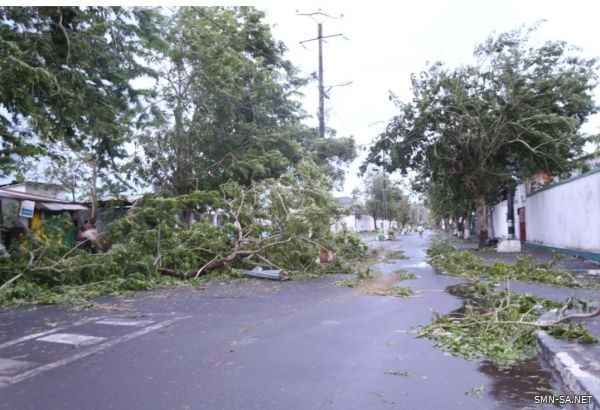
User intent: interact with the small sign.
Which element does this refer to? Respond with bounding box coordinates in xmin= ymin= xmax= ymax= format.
xmin=19 ymin=200 xmax=35 ymax=218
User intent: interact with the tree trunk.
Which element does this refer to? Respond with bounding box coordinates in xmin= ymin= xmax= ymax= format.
xmin=372 ymin=213 xmax=378 ymax=230
xmin=487 ymin=207 xmax=495 ymax=240
xmin=476 ymin=196 xmax=488 ymax=248
xmin=89 ymin=156 xmax=98 ymax=224
xmin=464 ymin=213 xmax=471 ymax=239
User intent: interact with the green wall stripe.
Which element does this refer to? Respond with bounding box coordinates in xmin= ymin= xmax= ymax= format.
xmin=525 ymin=242 xmax=600 ymax=264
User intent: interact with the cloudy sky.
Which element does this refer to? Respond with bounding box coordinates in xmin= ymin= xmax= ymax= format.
xmin=7 ymin=1 xmax=600 ymax=195
xmin=256 ymin=0 xmax=600 ymax=195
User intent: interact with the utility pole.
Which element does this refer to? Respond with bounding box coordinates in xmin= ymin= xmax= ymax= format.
xmin=317 ymin=23 xmax=325 ymax=139
xmin=299 ymin=12 xmax=343 ymax=138
xmin=381 ymin=150 xmax=388 ymax=237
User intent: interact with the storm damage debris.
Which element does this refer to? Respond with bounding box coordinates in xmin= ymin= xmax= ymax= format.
xmin=238 ymin=267 xmax=287 ymax=281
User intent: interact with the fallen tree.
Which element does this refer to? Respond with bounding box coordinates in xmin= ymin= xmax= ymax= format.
xmin=417 ymin=281 xmax=598 ymax=367
xmin=419 ymin=236 xmax=599 ymax=366
xmin=0 ymin=161 xmax=368 ymax=307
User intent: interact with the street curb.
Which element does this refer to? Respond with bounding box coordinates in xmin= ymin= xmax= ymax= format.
xmin=537 ymin=331 xmax=600 ymax=408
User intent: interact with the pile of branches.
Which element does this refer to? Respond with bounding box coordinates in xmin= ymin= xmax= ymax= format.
xmin=420 ymin=236 xmax=600 ymax=366
xmin=427 ymin=236 xmax=580 ymax=287
xmin=0 ymin=161 xmax=368 ymax=305
xmin=417 ymin=281 xmax=599 ymax=366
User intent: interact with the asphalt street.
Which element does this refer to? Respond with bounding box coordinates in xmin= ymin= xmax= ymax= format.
xmin=0 ymin=231 xmax=565 ymax=409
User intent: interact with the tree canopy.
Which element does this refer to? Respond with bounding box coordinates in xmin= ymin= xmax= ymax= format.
xmin=136 ymin=7 xmax=355 ymax=195
xmin=0 ymin=7 xmax=157 ymax=177
xmin=1 ymin=6 xmax=355 ymax=208
xmin=365 ymin=26 xmax=598 ymax=245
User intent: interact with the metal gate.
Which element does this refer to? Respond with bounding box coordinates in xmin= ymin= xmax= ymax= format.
xmin=518 ymin=207 xmax=526 ymax=242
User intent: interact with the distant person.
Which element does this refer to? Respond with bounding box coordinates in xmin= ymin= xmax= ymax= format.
xmin=417 ymin=225 xmax=424 ymax=238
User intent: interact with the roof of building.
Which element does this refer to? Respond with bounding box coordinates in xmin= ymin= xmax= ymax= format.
xmin=0 ymin=188 xmax=71 ymax=203
xmin=0 ymin=188 xmax=88 ymax=211
xmin=37 ymin=203 xmax=88 ymax=211
xmin=0 ymin=181 xmax=68 ymax=190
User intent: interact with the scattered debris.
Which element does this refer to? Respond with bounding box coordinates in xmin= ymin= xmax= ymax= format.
xmin=385 ymin=370 xmax=410 ymax=376
xmin=394 ymin=270 xmax=417 ymax=281
xmin=337 ymin=279 xmax=360 ymax=288
xmin=370 ymin=286 xmax=414 ymax=298
xmin=427 ymin=237 xmax=580 ymax=287
xmin=465 ymin=384 xmax=486 ymax=396
xmin=92 ymin=303 xmax=134 ymax=313
xmin=417 ymin=281 xmax=597 ymax=366
xmin=238 ymin=267 xmax=287 ymax=281
xmin=386 ymin=250 xmax=409 ymax=260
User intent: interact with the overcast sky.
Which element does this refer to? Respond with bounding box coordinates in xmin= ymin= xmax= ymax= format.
xmin=7 ymin=1 xmax=600 ymax=195
xmin=256 ymin=0 xmax=600 ymax=196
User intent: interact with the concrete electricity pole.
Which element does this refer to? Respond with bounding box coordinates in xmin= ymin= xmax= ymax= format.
xmin=299 ymin=12 xmax=343 ymax=138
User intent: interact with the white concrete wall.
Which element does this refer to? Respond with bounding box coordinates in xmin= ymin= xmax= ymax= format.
xmin=330 ymin=214 xmax=382 ymax=233
xmin=374 ymin=219 xmax=391 ymax=231
xmin=526 ymin=170 xmax=600 ymax=252
xmin=491 ymin=183 xmax=528 ymax=240
xmin=331 ymin=215 xmax=357 ymax=233
xmin=492 ymin=200 xmax=509 ymax=239
xmin=355 ymin=214 xmax=376 ymax=231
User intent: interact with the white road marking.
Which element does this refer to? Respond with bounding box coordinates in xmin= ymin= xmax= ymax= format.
xmin=0 ymin=316 xmax=105 ymax=351
xmin=0 ymin=358 xmax=37 ymax=376
xmin=0 ymin=316 xmax=191 ymax=389
xmin=95 ymin=318 xmax=154 ymax=327
xmin=36 ymin=333 xmax=106 ymax=346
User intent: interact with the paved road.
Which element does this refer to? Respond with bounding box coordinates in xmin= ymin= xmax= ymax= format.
xmin=0 ymin=232 xmax=563 ymax=409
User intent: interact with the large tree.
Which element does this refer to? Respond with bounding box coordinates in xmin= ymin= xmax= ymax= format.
xmin=137 ymin=7 xmax=355 ymax=195
xmin=365 ymin=27 xmax=598 ymax=246
xmin=0 ymin=7 xmax=157 ymax=181
xmin=0 ymin=7 xmax=161 ymax=224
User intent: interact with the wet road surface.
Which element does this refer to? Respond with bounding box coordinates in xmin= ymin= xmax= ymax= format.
xmin=0 ymin=231 xmax=565 ymax=409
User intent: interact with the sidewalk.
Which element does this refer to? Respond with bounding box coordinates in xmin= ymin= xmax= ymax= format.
xmin=450 ymin=235 xmax=600 ymax=406
xmin=452 ymin=236 xmax=600 ymax=273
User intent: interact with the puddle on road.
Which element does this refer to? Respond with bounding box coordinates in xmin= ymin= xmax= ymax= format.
xmin=368 ymin=237 xmax=567 ymax=407
xmin=443 ymin=283 xmax=567 ymax=408
xmin=479 ymin=358 xmax=564 ymax=409
xmin=400 ymin=261 xmax=430 ymax=269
